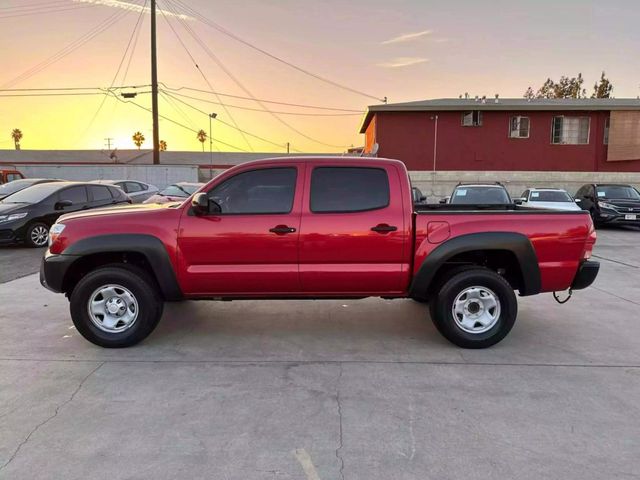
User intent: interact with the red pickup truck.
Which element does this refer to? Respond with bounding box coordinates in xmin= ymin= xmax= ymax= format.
xmin=41 ymin=157 xmax=599 ymax=349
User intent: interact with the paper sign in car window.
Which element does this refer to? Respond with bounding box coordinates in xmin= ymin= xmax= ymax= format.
xmin=456 ymin=189 xmax=467 ymax=196
xmin=531 ymin=192 xmax=540 ymax=198
xmin=597 ymin=191 xmax=606 ymax=197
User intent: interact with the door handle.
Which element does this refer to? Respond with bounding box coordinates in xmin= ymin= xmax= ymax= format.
xmin=371 ymin=223 xmax=397 ymax=233
xmin=269 ymin=225 xmax=296 ymax=234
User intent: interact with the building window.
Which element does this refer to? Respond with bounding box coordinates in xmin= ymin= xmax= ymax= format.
xmin=509 ymin=116 xmax=530 ymax=138
xmin=551 ymin=116 xmax=590 ymax=145
xmin=604 ymin=117 xmax=610 ymax=145
xmin=461 ymin=111 xmax=482 ymax=127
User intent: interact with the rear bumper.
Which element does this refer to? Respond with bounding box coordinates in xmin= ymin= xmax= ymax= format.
xmin=571 ymin=260 xmax=600 ymax=290
xmin=40 ymin=250 xmax=78 ymax=293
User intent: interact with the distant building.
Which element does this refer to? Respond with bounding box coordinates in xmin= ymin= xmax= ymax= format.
xmin=360 ymin=97 xmax=640 ymax=172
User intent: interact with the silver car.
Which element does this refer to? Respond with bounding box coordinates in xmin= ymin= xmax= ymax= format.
xmin=517 ymin=188 xmax=582 ymax=211
xmin=91 ymin=180 xmax=159 ymax=204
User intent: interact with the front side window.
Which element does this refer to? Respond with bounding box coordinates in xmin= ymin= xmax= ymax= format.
xmin=59 ymin=186 xmax=88 ymax=204
xmin=462 ymin=111 xmax=483 ymax=127
xmin=310 ymin=167 xmax=389 ymax=213
xmin=551 ymin=116 xmax=590 ymax=144
xmin=208 ymin=168 xmax=297 ymax=214
xmin=509 ymin=116 xmax=530 ymax=138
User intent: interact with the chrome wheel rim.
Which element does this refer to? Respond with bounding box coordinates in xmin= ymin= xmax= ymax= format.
xmin=452 ymin=286 xmax=501 ymax=334
xmin=30 ymin=225 xmax=48 ymax=246
xmin=88 ymin=284 xmax=139 ymax=333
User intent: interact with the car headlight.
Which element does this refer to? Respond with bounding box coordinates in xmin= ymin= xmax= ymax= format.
xmin=48 ymin=223 xmax=66 ymax=246
xmin=599 ymin=202 xmax=618 ymax=212
xmin=0 ymin=212 xmax=28 ymax=224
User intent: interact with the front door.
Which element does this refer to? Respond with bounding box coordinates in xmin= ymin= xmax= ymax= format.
xmin=298 ymin=164 xmax=408 ymax=295
xmin=177 ymin=164 xmax=303 ymax=296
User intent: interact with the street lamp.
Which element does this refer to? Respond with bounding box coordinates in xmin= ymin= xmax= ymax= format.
xmin=209 ymin=112 xmax=217 ymax=176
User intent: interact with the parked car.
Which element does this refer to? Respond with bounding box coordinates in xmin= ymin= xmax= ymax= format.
xmin=0 ymin=178 xmax=63 ymax=201
xmin=0 ymin=169 xmax=24 ymax=184
xmin=92 ymin=180 xmax=159 ymax=203
xmin=516 ymin=188 xmax=582 ymax=211
xmin=447 ymin=183 xmax=512 ymax=205
xmin=142 ymin=182 xmax=203 ymax=204
xmin=41 ymin=157 xmax=598 ymax=349
xmin=412 ymin=186 xmax=427 ymax=205
xmin=574 ymin=183 xmax=640 ymax=226
xmin=0 ymin=181 xmax=130 ymax=247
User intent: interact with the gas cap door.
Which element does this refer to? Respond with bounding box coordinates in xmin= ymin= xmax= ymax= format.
xmin=427 ymin=221 xmax=450 ymax=244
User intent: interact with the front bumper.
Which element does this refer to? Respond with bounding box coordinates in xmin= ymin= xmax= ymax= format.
xmin=40 ymin=250 xmax=79 ymax=293
xmin=596 ymin=211 xmax=640 ymax=225
xmin=571 ymin=260 xmax=600 ymax=290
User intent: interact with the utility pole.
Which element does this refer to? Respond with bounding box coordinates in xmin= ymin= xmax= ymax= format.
xmin=286 ymin=142 xmax=290 ymax=154
xmin=104 ymin=138 xmax=113 ymax=150
xmin=209 ymin=112 xmax=217 ymax=173
xmin=150 ymin=0 xmax=160 ymax=165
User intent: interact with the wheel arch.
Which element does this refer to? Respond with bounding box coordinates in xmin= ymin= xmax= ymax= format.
xmin=61 ymin=234 xmax=182 ymax=300
xmin=409 ymin=232 xmax=541 ymax=300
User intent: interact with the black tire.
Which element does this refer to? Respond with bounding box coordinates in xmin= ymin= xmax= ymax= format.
xmin=25 ymin=222 xmax=49 ymax=248
xmin=429 ymin=268 xmax=517 ymax=349
xmin=70 ymin=265 xmax=163 ymax=348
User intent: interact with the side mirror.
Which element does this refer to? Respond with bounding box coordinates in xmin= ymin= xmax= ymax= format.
xmin=514 ymin=198 xmax=524 ymax=205
xmin=439 ymin=198 xmax=447 ymax=204
xmin=191 ymin=193 xmax=221 ymax=215
xmin=419 ymin=195 xmax=427 ymax=202
xmin=55 ymin=200 xmax=73 ymax=211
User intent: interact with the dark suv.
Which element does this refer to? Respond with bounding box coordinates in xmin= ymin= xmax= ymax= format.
xmin=0 ymin=182 xmax=130 ymax=247
xmin=575 ymin=183 xmax=640 ymax=226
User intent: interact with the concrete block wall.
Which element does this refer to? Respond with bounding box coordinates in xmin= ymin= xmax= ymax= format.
xmin=409 ymin=171 xmax=640 ymax=202
xmin=13 ymin=164 xmax=199 ymax=190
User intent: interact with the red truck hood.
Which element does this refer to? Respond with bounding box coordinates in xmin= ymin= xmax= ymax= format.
xmin=58 ymin=202 xmax=182 ymax=223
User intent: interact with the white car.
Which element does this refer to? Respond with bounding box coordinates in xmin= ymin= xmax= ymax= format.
xmin=517 ymin=188 xmax=582 ymax=211
xmin=91 ymin=180 xmax=159 ymax=203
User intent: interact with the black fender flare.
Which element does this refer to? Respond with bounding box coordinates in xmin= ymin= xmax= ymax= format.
xmin=62 ymin=234 xmax=183 ymax=301
xmin=409 ymin=232 xmax=541 ymax=298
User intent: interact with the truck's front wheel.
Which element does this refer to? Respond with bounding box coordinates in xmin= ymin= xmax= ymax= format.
xmin=70 ymin=265 xmax=163 ymax=348
xmin=430 ymin=268 xmax=517 ymax=348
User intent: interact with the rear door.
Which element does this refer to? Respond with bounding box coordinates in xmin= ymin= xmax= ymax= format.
xmin=298 ymin=164 xmax=408 ymax=294
xmin=87 ymin=184 xmax=116 ymax=209
xmin=177 ymin=164 xmax=303 ymax=295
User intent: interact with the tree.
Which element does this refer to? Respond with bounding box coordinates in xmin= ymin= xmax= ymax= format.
xmin=11 ymin=128 xmax=23 ymax=150
xmin=524 ymin=73 xmax=594 ymax=99
xmin=592 ymin=71 xmax=613 ymax=98
xmin=159 ymin=140 xmax=167 ymax=151
xmin=524 ymin=87 xmax=535 ymax=100
xmin=132 ymin=131 xmax=145 ymax=150
xmin=197 ymin=129 xmax=207 ymax=152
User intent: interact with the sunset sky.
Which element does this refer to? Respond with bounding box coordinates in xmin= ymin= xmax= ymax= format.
xmin=1 ymin=0 xmax=639 ymax=153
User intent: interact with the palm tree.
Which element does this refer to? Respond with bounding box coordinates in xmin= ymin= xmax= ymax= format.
xmin=11 ymin=128 xmax=23 ymax=150
xmin=196 ymin=129 xmax=207 ymax=152
xmin=132 ymin=131 xmax=145 ymax=150
xmin=159 ymin=140 xmax=167 ymax=151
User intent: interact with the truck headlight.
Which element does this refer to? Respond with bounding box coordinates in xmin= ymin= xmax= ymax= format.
xmin=0 ymin=212 xmax=28 ymax=224
xmin=48 ymin=223 xmax=66 ymax=246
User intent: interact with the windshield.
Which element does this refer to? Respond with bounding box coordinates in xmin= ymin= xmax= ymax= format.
xmin=596 ymin=186 xmax=640 ymax=200
xmin=160 ymin=184 xmax=199 ymax=197
xmin=451 ymin=186 xmax=511 ymax=204
xmin=0 ymin=179 xmax=36 ymax=196
xmin=529 ymin=191 xmax=572 ymax=202
xmin=0 ymin=182 xmax=63 ymax=204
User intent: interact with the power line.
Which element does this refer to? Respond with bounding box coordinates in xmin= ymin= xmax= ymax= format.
xmin=0 ymin=85 xmax=150 ymax=92
xmin=161 ymin=89 xmax=362 ymax=117
xmin=163 ymin=0 xmax=349 ymax=149
xmin=169 ymin=0 xmax=384 ymax=103
xmin=158 ymin=0 xmax=254 ymax=152
xmin=0 ymin=8 xmax=130 ymax=88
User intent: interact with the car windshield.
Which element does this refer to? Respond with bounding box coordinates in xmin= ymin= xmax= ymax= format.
xmin=0 ymin=182 xmax=64 ymax=204
xmin=451 ymin=186 xmax=511 ymax=204
xmin=530 ymin=191 xmax=572 ymax=202
xmin=596 ymin=186 xmax=640 ymax=200
xmin=160 ymin=184 xmax=198 ymax=197
xmin=0 ymin=179 xmax=36 ymax=196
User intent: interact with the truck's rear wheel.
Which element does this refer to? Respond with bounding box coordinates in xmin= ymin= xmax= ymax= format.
xmin=70 ymin=265 xmax=163 ymax=348
xmin=429 ymin=268 xmax=517 ymax=348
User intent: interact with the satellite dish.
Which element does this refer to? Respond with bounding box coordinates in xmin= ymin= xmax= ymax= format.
xmin=371 ymin=143 xmax=379 ymax=156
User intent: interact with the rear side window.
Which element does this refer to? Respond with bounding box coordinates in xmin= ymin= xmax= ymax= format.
xmin=59 ymin=186 xmax=88 ymax=204
xmin=125 ymin=182 xmax=143 ymax=193
xmin=310 ymin=167 xmax=389 ymax=213
xmin=89 ymin=185 xmax=113 ymax=201
xmin=208 ymin=167 xmax=297 ymax=214
xmin=110 ymin=187 xmax=127 ymax=201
